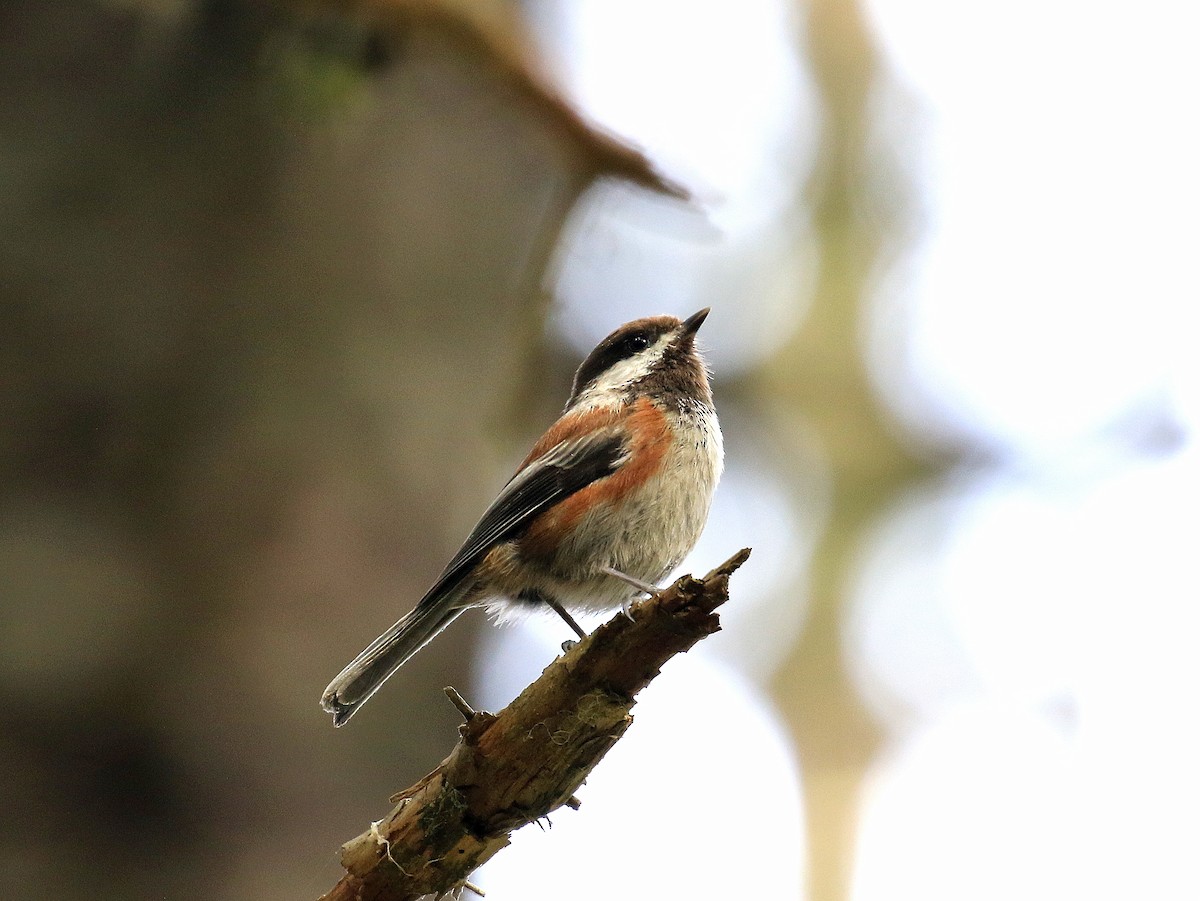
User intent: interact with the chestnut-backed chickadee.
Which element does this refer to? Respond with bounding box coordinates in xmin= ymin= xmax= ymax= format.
xmin=321 ymin=309 xmax=723 ymax=725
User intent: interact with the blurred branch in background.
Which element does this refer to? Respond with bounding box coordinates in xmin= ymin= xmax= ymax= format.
xmin=260 ymin=0 xmax=688 ymax=197
xmin=769 ymin=2 xmax=916 ymax=900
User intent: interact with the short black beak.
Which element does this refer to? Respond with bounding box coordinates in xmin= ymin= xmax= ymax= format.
xmin=682 ymin=307 xmax=710 ymax=336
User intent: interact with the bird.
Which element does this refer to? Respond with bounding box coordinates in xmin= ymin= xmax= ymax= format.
xmin=321 ymin=308 xmax=723 ymax=726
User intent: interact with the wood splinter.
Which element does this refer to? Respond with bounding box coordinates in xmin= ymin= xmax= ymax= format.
xmin=444 ymin=685 xmax=477 ymax=721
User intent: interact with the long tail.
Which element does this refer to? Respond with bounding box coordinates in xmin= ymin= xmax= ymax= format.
xmin=320 ymin=587 xmax=469 ymax=726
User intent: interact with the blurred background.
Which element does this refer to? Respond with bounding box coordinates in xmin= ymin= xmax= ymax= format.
xmin=2 ymin=1 xmax=1198 ymax=899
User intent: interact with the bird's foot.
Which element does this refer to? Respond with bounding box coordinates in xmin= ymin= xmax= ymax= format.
xmin=603 ymin=566 xmax=663 ymax=622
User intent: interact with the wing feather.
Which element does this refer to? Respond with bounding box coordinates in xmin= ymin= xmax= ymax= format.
xmin=417 ymin=429 xmax=628 ymax=609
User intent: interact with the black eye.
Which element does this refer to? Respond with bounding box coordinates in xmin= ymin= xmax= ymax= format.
xmin=624 ymin=333 xmax=649 ymax=353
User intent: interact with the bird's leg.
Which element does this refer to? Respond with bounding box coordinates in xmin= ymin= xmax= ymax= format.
xmin=518 ymin=588 xmax=587 ymax=651
xmin=538 ymin=592 xmax=588 ymax=641
xmin=601 ymin=565 xmax=663 ymax=621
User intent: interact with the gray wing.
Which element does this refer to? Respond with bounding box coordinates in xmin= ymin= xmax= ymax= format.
xmin=319 ymin=428 xmax=627 ymax=725
xmin=417 ymin=428 xmax=628 ymax=610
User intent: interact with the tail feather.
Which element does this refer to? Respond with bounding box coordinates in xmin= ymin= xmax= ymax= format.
xmin=321 ymin=589 xmax=468 ymax=726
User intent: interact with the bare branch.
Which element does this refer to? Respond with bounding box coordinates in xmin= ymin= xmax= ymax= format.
xmin=319 ymin=548 xmax=752 ymax=901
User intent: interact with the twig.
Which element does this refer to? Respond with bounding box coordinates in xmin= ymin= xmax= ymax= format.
xmin=318 ymin=548 xmax=751 ymax=901
xmin=443 ymin=686 xmax=477 ymax=721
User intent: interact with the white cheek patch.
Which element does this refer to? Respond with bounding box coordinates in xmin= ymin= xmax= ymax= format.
xmin=576 ymin=333 xmax=673 ymax=408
